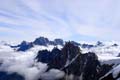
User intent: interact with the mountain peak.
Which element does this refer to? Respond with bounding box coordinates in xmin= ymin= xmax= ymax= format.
xmin=33 ymin=37 xmax=49 ymax=46
xmin=13 ymin=36 xmax=64 ymax=51
xmin=96 ymin=41 xmax=104 ymax=46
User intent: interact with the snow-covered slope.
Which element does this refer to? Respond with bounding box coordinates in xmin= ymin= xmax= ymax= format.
xmin=100 ymin=64 xmax=120 ymax=80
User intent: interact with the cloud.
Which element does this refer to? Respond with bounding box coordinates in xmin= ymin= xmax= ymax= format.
xmin=0 ymin=45 xmax=65 ymax=80
xmin=41 ymin=69 xmax=65 ymax=80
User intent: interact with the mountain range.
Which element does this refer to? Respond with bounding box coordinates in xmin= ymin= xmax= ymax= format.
xmin=0 ymin=36 xmax=120 ymax=80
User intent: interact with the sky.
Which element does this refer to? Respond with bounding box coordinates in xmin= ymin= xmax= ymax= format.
xmin=0 ymin=0 xmax=120 ymax=43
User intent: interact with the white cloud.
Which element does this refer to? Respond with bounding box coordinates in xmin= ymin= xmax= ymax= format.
xmin=41 ymin=69 xmax=65 ymax=80
xmin=0 ymin=45 xmax=65 ymax=80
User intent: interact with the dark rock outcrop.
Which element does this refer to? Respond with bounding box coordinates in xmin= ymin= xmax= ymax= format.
xmin=100 ymin=73 xmax=115 ymax=80
xmin=79 ymin=52 xmax=101 ymax=80
xmin=100 ymin=65 xmax=120 ymax=80
xmin=112 ymin=43 xmax=118 ymax=47
xmin=36 ymin=50 xmax=51 ymax=63
xmin=0 ymin=72 xmax=25 ymax=80
xmin=36 ymin=42 xmax=107 ymax=80
xmin=117 ymin=53 xmax=120 ymax=57
xmin=98 ymin=64 xmax=113 ymax=79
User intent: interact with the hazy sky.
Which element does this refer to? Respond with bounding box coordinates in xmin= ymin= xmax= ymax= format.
xmin=0 ymin=0 xmax=120 ymax=43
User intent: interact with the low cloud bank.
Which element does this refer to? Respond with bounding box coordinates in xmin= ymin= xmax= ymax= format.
xmin=0 ymin=45 xmax=65 ymax=80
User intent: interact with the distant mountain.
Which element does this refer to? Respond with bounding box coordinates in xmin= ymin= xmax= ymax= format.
xmin=9 ymin=37 xmax=120 ymax=58
xmin=96 ymin=41 xmax=104 ymax=47
xmin=11 ymin=37 xmax=106 ymax=51
xmin=33 ymin=37 xmax=64 ymax=46
xmin=11 ymin=37 xmax=64 ymax=51
xmin=17 ymin=41 xmax=34 ymax=51
xmin=81 ymin=43 xmax=94 ymax=48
